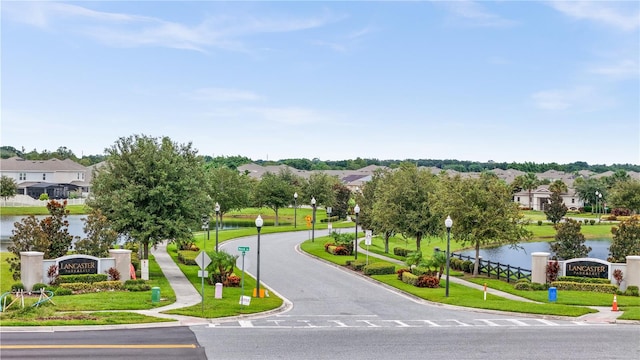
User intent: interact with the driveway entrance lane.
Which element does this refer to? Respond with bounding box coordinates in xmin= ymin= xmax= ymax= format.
xmin=220 ymin=229 xmax=523 ymax=322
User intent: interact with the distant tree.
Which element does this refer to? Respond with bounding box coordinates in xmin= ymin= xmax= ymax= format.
xmin=604 ymin=170 xmax=630 ymax=188
xmin=434 ymin=173 xmax=531 ymax=275
xmin=549 ymin=180 xmax=568 ymax=194
xmin=545 ymin=190 xmax=567 ymax=224
xmin=331 ymin=183 xmax=351 ymax=220
xmin=513 ymin=173 xmax=540 ymax=209
xmin=302 ymin=172 xmax=337 ymax=207
xmin=89 ymin=135 xmax=209 ymax=260
xmin=253 ymin=171 xmax=295 ymax=226
xmin=608 ymin=179 xmax=640 ymax=214
xmin=357 ymin=169 xmax=394 ymax=253
xmin=573 ymin=177 xmax=605 ymax=208
xmin=206 ymin=155 xmax=252 ymax=170
xmin=74 ymin=208 xmax=119 ymax=258
xmin=6 ymin=200 xmax=76 ymax=280
xmin=207 ymin=167 xmax=253 ymax=224
xmin=550 ymin=219 xmax=591 ymax=260
xmin=609 ymin=217 xmax=640 ymax=263
xmin=373 ymin=163 xmax=440 ymax=251
xmin=0 ymin=176 xmax=17 ymax=200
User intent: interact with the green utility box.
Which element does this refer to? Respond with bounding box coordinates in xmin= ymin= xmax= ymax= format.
xmin=152 ymin=287 xmax=160 ymax=303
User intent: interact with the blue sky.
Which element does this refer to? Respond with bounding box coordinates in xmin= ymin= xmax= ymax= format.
xmin=2 ymin=1 xmax=639 ymax=165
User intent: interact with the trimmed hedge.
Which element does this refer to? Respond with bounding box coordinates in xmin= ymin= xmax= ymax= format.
xmin=60 ymin=281 xmax=124 ymax=293
xmin=345 ymin=260 xmax=366 ymax=271
xmin=178 ymin=250 xmax=199 ymax=266
xmin=625 ymin=286 xmax=639 ymax=297
xmin=402 ymin=271 xmax=418 ymax=286
xmin=363 ymin=263 xmax=395 ymax=276
xmin=393 ymin=247 xmax=410 ymax=257
xmin=58 ymin=274 xmax=108 ymax=284
xmin=551 ymin=281 xmax=617 ymax=293
xmin=557 ymin=276 xmax=610 ymax=284
xmin=412 ymin=267 xmax=437 ymax=277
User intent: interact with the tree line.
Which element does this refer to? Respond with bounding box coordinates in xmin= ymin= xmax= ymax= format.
xmin=2 ymin=145 xmax=639 ymax=173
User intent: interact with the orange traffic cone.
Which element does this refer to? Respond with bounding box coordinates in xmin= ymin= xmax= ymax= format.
xmin=612 ymin=295 xmax=619 ymax=312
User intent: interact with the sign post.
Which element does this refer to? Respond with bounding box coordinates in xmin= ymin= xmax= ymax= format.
xmin=237 ymin=247 xmax=251 ymax=306
xmin=195 ymin=251 xmax=212 ymax=314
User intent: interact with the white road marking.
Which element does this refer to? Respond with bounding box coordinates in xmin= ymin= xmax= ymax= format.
xmin=238 ymin=320 xmax=254 ymax=328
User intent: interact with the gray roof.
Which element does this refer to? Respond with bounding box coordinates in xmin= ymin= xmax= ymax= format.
xmin=0 ymin=157 xmax=86 ymax=172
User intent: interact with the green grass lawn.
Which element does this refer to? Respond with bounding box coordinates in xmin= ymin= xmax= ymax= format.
xmin=0 ymin=307 xmax=174 ymax=326
xmin=162 ymin=242 xmax=283 ymax=318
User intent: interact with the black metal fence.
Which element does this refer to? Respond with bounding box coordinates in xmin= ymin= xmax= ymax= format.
xmin=436 ymin=249 xmax=532 ymax=283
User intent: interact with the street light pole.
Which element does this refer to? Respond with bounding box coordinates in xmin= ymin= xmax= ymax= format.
xmin=595 ymin=191 xmax=599 ymax=220
xmin=354 ymin=204 xmax=360 ymax=260
xmin=294 ymin=192 xmax=298 ymax=228
xmin=445 ymin=216 xmax=453 ymax=297
xmin=215 ymin=202 xmax=220 ymax=252
xmin=311 ymin=197 xmax=316 ymax=242
xmin=598 ymin=192 xmax=603 ymax=222
xmin=327 ymin=207 xmax=332 ymax=232
xmin=255 ymin=215 xmax=263 ymax=298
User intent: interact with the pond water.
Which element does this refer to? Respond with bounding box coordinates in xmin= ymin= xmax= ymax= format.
xmin=0 ymin=215 xmax=250 ymax=251
xmin=457 ymin=239 xmax=612 ymax=270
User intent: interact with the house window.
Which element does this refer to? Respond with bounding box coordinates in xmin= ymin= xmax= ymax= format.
xmin=43 ymin=173 xmax=46 ymax=180
xmin=517 ymin=197 xmax=520 ymax=202
xmin=19 ymin=173 xmax=26 ymax=180
xmin=572 ymin=198 xmax=575 ymax=204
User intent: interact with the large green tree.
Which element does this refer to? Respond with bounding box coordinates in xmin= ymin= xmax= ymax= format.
xmin=88 ymin=135 xmax=209 ymax=260
xmin=434 ymin=173 xmax=531 ymax=275
xmin=373 ymin=163 xmax=440 ymax=251
xmin=609 ymin=217 xmax=640 ymax=263
xmin=302 ymin=172 xmax=338 ymax=207
xmin=608 ymin=179 xmax=640 ymax=214
xmin=358 ymin=169 xmax=394 ymax=253
xmin=252 ymin=170 xmax=295 ymax=226
xmin=207 ymin=166 xmax=253 ymax=224
xmin=550 ymin=219 xmax=590 ymax=260
xmin=0 ymin=175 xmax=17 ymax=201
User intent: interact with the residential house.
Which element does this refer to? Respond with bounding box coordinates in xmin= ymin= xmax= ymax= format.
xmin=513 ymin=185 xmax=583 ymax=211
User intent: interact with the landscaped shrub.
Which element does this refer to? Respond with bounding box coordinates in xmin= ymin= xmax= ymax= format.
xmin=224 ymin=275 xmax=241 ymax=287
xmin=412 ymin=267 xmax=437 ymax=277
xmin=328 ymin=245 xmax=350 ymax=256
xmin=401 ymin=271 xmax=418 ymax=286
xmin=415 ymin=275 xmax=440 ymax=288
xmin=612 ymin=208 xmax=631 ymax=217
xmin=47 ymin=265 xmax=59 ymax=285
xmin=58 ymin=274 xmax=108 ymax=284
xmin=178 ymin=250 xmax=198 ymax=265
xmin=393 ymin=247 xmax=409 ymax=257
xmin=396 ymin=268 xmax=411 ymax=280
xmin=532 ymin=282 xmax=548 ymax=290
xmin=54 ymin=288 xmax=72 ymax=296
xmin=124 ymin=279 xmax=151 ymax=292
xmin=31 ymin=283 xmax=49 ymax=292
xmin=557 ymin=276 xmax=610 ymax=284
xmin=551 ymin=281 xmax=617 ymax=293
xmin=613 ymin=269 xmax=624 ymax=286
xmin=93 ymin=281 xmax=124 ymax=291
xmin=11 ymin=282 xmax=24 ymax=292
xmin=450 ymin=258 xmax=462 ymax=270
xmin=106 ymin=267 xmax=121 ymax=281
xmin=462 ymin=260 xmax=473 ymax=273
xmin=60 ymin=283 xmax=93 ymax=292
xmin=589 ymin=219 xmax=596 ymax=225
xmin=324 ymin=242 xmax=335 ymax=252
xmin=546 ymin=260 xmax=559 ymax=283
xmin=346 ymin=260 xmax=366 ymax=271
xmin=363 ymin=263 xmax=395 ymax=276
xmin=537 ymin=220 xmax=543 ymax=226
xmin=624 ymin=286 xmax=639 ymax=297
xmin=514 ymin=281 xmax=532 ymax=290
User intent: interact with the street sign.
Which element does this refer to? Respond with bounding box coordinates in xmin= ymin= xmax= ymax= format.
xmin=365 ymin=230 xmax=373 ymax=246
xmin=239 ymin=295 xmax=251 ymax=306
xmin=238 ymin=246 xmax=250 ymax=252
xmin=195 ymin=251 xmax=212 ymax=270
xmin=198 ymin=270 xmax=208 ymax=278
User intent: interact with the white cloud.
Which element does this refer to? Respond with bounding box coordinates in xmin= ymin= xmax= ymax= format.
xmin=189 ymin=88 xmax=264 ymax=102
xmin=437 ymin=0 xmax=517 ymax=27
xmin=589 ymin=59 xmax=640 ymax=79
xmin=531 ymin=86 xmax=597 ymax=110
xmin=2 ymin=2 xmax=340 ymax=52
xmin=548 ymin=1 xmax=640 ymax=31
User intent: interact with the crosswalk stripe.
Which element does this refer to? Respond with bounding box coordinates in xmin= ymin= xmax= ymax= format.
xmin=238 ymin=320 xmax=254 ymax=327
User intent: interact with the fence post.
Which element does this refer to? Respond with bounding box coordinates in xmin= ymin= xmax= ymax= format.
xmin=506 ymin=265 xmax=511 ymax=283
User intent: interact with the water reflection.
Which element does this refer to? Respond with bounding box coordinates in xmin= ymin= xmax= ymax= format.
xmin=458 ymin=240 xmax=611 ymax=270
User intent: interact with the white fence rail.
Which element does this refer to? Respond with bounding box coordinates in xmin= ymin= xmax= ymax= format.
xmin=0 ymin=195 xmax=86 ymax=207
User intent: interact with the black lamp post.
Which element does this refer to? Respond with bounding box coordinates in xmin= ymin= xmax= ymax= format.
xmin=354 ymin=204 xmax=360 ymax=259
xmin=311 ymin=197 xmax=316 ymax=242
xmin=255 ymin=215 xmax=263 ymax=297
xmin=445 ymin=215 xmax=453 ymax=297
xmin=294 ymin=192 xmax=298 ymax=228
xmin=215 ymin=202 xmax=220 ymax=252
xmin=327 ymin=206 xmax=332 ymax=231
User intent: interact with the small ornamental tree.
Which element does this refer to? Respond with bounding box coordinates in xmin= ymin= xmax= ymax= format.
xmin=0 ymin=175 xmax=17 ymax=201
xmin=550 ymin=218 xmax=591 ymax=260
xmin=609 ymin=217 xmax=640 ymax=263
xmin=545 ymin=191 xmax=568 ymax=224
